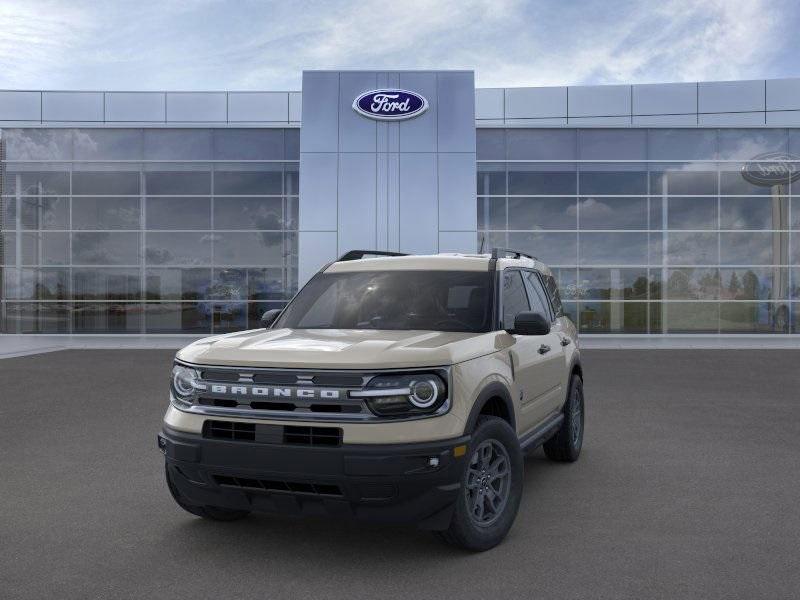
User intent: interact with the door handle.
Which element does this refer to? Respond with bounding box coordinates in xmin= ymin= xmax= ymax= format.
xmin=560 ymin=337 xmax=571 ymax=346
xmin=538 ymin=344 xmax=551 ymax=354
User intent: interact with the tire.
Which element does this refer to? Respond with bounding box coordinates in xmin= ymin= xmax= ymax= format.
xmin=543 ymin=375 xmax=584 ymax=462
xmin=165 ymin=464 xmax=250 ymax=522
xmin=437 ymin=416 xmax=523 ymax=552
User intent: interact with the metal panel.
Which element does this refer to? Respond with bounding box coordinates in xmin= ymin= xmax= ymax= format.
xmin=0 ymin=91 xmax=41 ymax=121
xmin=698 ymin=112 xmax=766 ymax=126
xmin=399 ymin=153 xmax=438 ymax=254
xmin=632 ymin=82 xmax=696 ymax=115
xmin=42 ymin=92 xmax=103 ymax=121
xmin=339 ymin=72 xmax=377 ymax=152
xmin=437 ymin=71 xmax=476 ymax=153
xmin=338 ymin=153 xmax=377 ymax=252
xmin=632 ymin=114 xmax=697 ymax=126
xmin=166 ymin=92 xmax=226 ymax=122
xmin=475 ymin=88 xmax=504 ymax=120
xmin=505 ymin=86 xmax=567 ymax=119
xmin=766 ymin=78 xmax=800 ymax=111
xmin=105 ymin=92 xmax=165 ymax=122
xmin=504 ymin=118 xmax=568 ymax=126
xmin=569 ymin=116 xmax=631 ymax=126
xmin=298 ymin=231 xmax=338 ymax=286
xmin=289 ymin=92 xmax=302 ymax=122
xmin=387 ymin=152 xmax=400 ymax=251
xmin=301 ymin=72 xmax=339 ymax=152
xmin=299 ymin=153 xmax=338 ymax=231
xmin=399 ymin=72 xmax=438 ymax=152
xmin=439 ymin=231 xmax=477 ymax=253
xmin=698 ymin=80 xmax=765 ymax=113
xmin=438 ymin=153 xmax=476 ymax=231
xmin=228 ymin=92 xmax=289 ymax=122
xmin=568 ymin=84 xmax=631 ymax=117
xmin=766 ymin=111 xmax=800 ymax=126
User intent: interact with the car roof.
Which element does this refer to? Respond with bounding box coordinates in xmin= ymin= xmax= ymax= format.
xmin=324 ymin=253 xmax=553 ymax=276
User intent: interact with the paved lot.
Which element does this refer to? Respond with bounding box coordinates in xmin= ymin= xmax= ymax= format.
xmin=1 ymin=349 xmax=799 ymax=600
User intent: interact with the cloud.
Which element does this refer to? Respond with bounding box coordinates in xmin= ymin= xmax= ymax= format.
xmin=0 ymin=0 xmax=795 ymax=90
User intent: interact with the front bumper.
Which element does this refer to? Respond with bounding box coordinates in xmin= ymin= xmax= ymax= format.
xmin=159 ymin=425 xmax=470 ymax=530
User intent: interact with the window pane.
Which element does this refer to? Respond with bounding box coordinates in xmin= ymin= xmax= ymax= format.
xmin=213 ymin=302 xmax=247 ymax=332
xmin=664 ymin=302 xmax=719 ymax=333
xmin=651 ymin=169 xmax=717 ymax=195
xmin=508 ymin=197 xmax=576 ymax=230
xmin=145 ymin=268 xmax=211 ymax=300
xmin=17 ymin=267 xmax=69 ymax=300
xmin=145 ymin=197 xmax=211 ymax=230
xmin=3 ymin=129 xmax=73 ymax=160
xmin=213 ymin=232 xmax=286 ymax=266
xmin=72 ymin=197 xmax=140 ymax=229
xmin=508 ymin=168 xmax=575 ymax=195
xmin=720 ymin=267 xmax=789 ymax=300
xmin=579 ymin=233 xmax=648 ymax=265
xmin=648 ymin=129 xmax=717 ymax=161
xmin=72 ymin=232 xmax=139 ymax=265
xmin=1 ymin=232 xmax=16 ymax=264
xmin=143 ymin=130 xmax=213 ymax=160
xmin=665 ymin=268 xmax=720 ymax=300
xmin=720 ymin=232 xmax=786 ymax=265
xmin=20 ymin=197 xmax=69 ymax=230
xmin=577 ymin=302 xmax=647 ymax=333
xmin=477 ymin=197 xmax=505 ymax=230
xmin=477 ymin=165 xmax=505 ymax=195
xmin=3 ymin=302 xmax=70 ymax=333
xmin=666 ymin=233 xmax=719 ymax=265
xmin=72 ymin=171 xmax=140 ymax=195
xmin=145 ymin=232 xmax=212 ymax=265
xmin=214 ymin=197 xmax=283 ymax=229
xmin=213 ymin=170 xmax=282 ymax=195
xmin=720 ymin=302 xmax=790 ymax=333
xmin=476 ymin=129 xmax=505 ymax=160
xmin=577 ymin=268 xmax=649 ymax=300
xmin=248 ymin=268 xmax=287 ymax=300
xmin=718 ymin=129 xmax=788 ymax=160
xmin=145 ymin=171 xmax=210 ymax=195
xmin=666 ymin=197 xmax=717 ymax=230
xmin=213 ymin=129 xmax=284 ymax=160
xmin=720 ymin=169 xmax=778 ymax=195
xmin=507 ymin=129 xmax=576 ymax=160
xmin=209 ymin=268 xmax=247 ymax=300
xmin=284 ymin=163 xmax=299 ymax=196
xmin=578 ymin=197 xmax=647 ymax=230
xmin=720 ymin=197 xmax=788 ymax=230
xmin=72 ymin=268 xmax=141 ymax=300
xmin=14 ymin=170 xmax=70 ymax=195
xmin=72 ymin=302 xmax=142 ymax=333
xmin=248 ymin=301 xmax=286 ymax=329
xmin=579 ymin=171 xmax=647 ymax=195
xmin=285 ymin=129 xmax=299 ymax=159
xmin=502 ymin=270 xmax=530 ymax=329
xmin=144 ymin=302 xmax=212 ymax=333
xmin=578 ymin=130 xmax=646 ymax=160
xmin=1 ymin=197 xmax=16 ymax=228
xmin=22 ymin=232 xmax=69 ymax=265
xmin=507 ymin=232 xmax=577 ymax=265
xmin=73 ymin=129 xmax=143 ymax=160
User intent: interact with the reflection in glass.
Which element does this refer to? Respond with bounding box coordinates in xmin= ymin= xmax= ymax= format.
xmin=73 ymin=129 xmax=143 ymax=160
xmin=1 ymin=232 xmax=16 ymax=264
xmin=720 ymin=196 xmax=788 ymax=230
xmin=213 ymin=303 xmax=247 ymax=332
xmin=145 ymin=268 xmax=211 ymax=300
xmin=666 ymin=233 xmax=718 ymax=265
xmin=213 ymin=129 xmax=285 ymax=160
xmin=72 ymin=171 xmax=140 ymax=195
xmin=144 ymin=303 xmax=212 ymax=333
xmin=214 ymin=197 xmax=283 ymax=230
xmin=577 ymin=269 xmax=648 ymax=300
xmin=578 ymin=171 xmax=647 ymax=195
xmin=209 ymin=268 xmax=247 ymax=300
xmin=143 ymin=129 xmax=213 ymax=160
xmin=145 ymin=171 xmax=210 ymax=195
xmin=213 ymin=232 xmax=286 ymax=266
xmin=666 ymin=197 xmax=717 ymax=230
xmin=22 ymin=232 xmax=70 ymax=265
xmin=477 ymin=166 xmax=505 ymax=195
xmin=577 ymin=302 xmax=647 ymax=333
xmin=477 ymin=129 xmax=505 ymax=160
xmin=145 ymin=232 xmax=212 ymax=265
xmin=507 ymin=232 xmax=577 ymax=265
xmin=3 ymin=302 xmax=70 ymax=333
xmin=579 ymin=233 xmax=648 ymax=265
xmin=720 ymin=232 xmax=784 ymax=265
xmin=651 ymin=170 xmax=717 ymax=195
xmin=720 ymin=267 xmax=788 ymax=300
xmin=72 ymin=303 xmax=142 ymax=333
xmin=578 ymin=130 xmax=646 ymax=160
xmin=248 ymin=268 xmax=288 ymax=300
xmin=720 ymin=302 xmax=790 ymax=333
xmin=73 ymin=268 xmax=141 ymax=300
xmin=19 ymin=268 xmax=69 ymax=300
xmin=72 ymin=197 xmax=140 ymax=230
xmin=20 ymin=196 xmax=69 ymax=230
xmin=664 ymin=302 xmax=719 ymax=333
xmin=145 ymin=197 xmax=211 ymax=230
xmin=578 ymin=197 xmax=647 ymax=230
xmin=72 ymin=232 xmax=139 ymax=265
xmin=248 ymin=302 xmax=286 ymax=329
xmin=507 ymin=197 xmax=576 ymax=230
xmin=214 ymin=170 xmax=282 ymax=195
xmin=666 ymin=268 xmax=720 ymax=300
xmin=18 ymin=171 xmax=70 ymax=195
xmin=508 ymin=169 xmax=575 ymax=195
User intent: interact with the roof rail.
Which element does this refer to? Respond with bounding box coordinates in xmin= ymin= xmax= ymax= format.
xmin=337 ymin=250 xmax=409 ymax=262
xmin=490 ymin=247 xmax=538 ymax=261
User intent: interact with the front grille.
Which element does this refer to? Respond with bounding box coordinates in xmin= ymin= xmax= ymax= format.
xmin=284 ymin=425 xmax=342 ymax=447
xmin=213 ymin=475 xmax=343 ymax=497
xmin=205 ymin=420 xmax=255 ymax=441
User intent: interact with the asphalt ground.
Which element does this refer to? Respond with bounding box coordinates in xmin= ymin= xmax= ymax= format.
xmin=1 ymin=349 xmax=798 ymax=599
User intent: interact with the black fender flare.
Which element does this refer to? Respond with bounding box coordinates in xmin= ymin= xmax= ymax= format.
xmin=463 ymin=381 xmax=516 ymax=434
xmin=560 ymin=357 xmax=583 ymax=411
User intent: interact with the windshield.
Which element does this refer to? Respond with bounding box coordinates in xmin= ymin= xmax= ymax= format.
xmin=275 ymin=270 xmax=492 ymax=333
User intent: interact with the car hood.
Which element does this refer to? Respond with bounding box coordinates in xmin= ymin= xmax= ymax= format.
xmin=176 ymin=328 xmax=506 ymax=369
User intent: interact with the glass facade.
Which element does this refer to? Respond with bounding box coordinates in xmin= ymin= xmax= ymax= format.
xmin=0 ymin=128 xmax=299 ymax=333
xmin=478 ymin=128 xmax=800 ymax=334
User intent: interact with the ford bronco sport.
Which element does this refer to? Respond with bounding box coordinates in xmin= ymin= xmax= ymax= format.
xmin=159 ymin=248 xmax=584 ymax=551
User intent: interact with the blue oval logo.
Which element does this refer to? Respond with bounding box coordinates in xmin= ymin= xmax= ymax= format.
xmin=353 ymin=89 xmax=428 ymax=121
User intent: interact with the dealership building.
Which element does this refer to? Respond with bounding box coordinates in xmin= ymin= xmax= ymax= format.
xmin=1 ymin=70 xmax=799 ymax=338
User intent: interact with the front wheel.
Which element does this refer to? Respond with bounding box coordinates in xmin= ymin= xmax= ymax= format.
xmin=437 ymin=416 xmax=523 ymax=552
xmin=543 ymin=375 xmax=584 ymax=462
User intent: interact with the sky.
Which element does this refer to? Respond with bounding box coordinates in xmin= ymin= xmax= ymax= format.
xmin=0 ymin=0 xmax=798 ymax=91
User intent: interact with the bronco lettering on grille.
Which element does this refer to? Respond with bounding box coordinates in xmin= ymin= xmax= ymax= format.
xmin=208 ymin=385 xmax=341 ymax=400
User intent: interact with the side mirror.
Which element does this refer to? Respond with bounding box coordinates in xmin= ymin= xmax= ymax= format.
xmin=511 ymin=311 xmax=550 ymax=336
xmin=260 ymin=309 xmax=282 ymax=329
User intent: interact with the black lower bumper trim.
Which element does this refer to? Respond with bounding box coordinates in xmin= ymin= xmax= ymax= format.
xmin=160 ymin=426 xmax=470 ymax=529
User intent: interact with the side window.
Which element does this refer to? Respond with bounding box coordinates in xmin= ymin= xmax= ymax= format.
xmin=543 ymin=274 xmax=564 ymax=317
xmin=502 ymin=270 xmax=530 ymax=330
xmin=522 ymin=271 xmax=551 ymax=320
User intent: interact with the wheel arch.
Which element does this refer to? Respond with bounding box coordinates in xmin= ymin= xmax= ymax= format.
xmin=464 ymin=382 xmax=516 ymax=434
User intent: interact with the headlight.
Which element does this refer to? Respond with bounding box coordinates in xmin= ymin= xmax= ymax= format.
xmin=352 ymin=372 xmax=448 ymax=417
xmin=171 ymin=364 xmax=200 ymax=399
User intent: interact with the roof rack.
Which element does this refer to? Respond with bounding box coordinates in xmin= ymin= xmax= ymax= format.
xmin=490 ymin=248 xmax=538 ymax=261
xmin=337 ymin=250 xmax=409 ymax=262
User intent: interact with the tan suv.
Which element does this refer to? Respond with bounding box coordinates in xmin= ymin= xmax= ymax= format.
xmin=159 ymin=248 xmax=584 ymax=551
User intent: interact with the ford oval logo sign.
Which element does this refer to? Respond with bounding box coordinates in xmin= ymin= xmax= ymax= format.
xmin=741 ymin=152 xmax=800 ymax=186
xmin=353 ymin=89 xmax=428 ymax=121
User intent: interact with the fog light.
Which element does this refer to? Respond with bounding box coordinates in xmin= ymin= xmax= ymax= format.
xmin=428 ymin=457 xmax=439 ymax=468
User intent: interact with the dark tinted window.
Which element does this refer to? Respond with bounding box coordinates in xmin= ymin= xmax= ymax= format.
xmin=502 ymin=270 xmax=530 ymax=330
xmin=276 ymin=270 xmax=492 ymax=332
xmin=542 ymin=274 xmax=564 ymax=316
xmin=522 ymin=271 xmax=551 ymax=319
